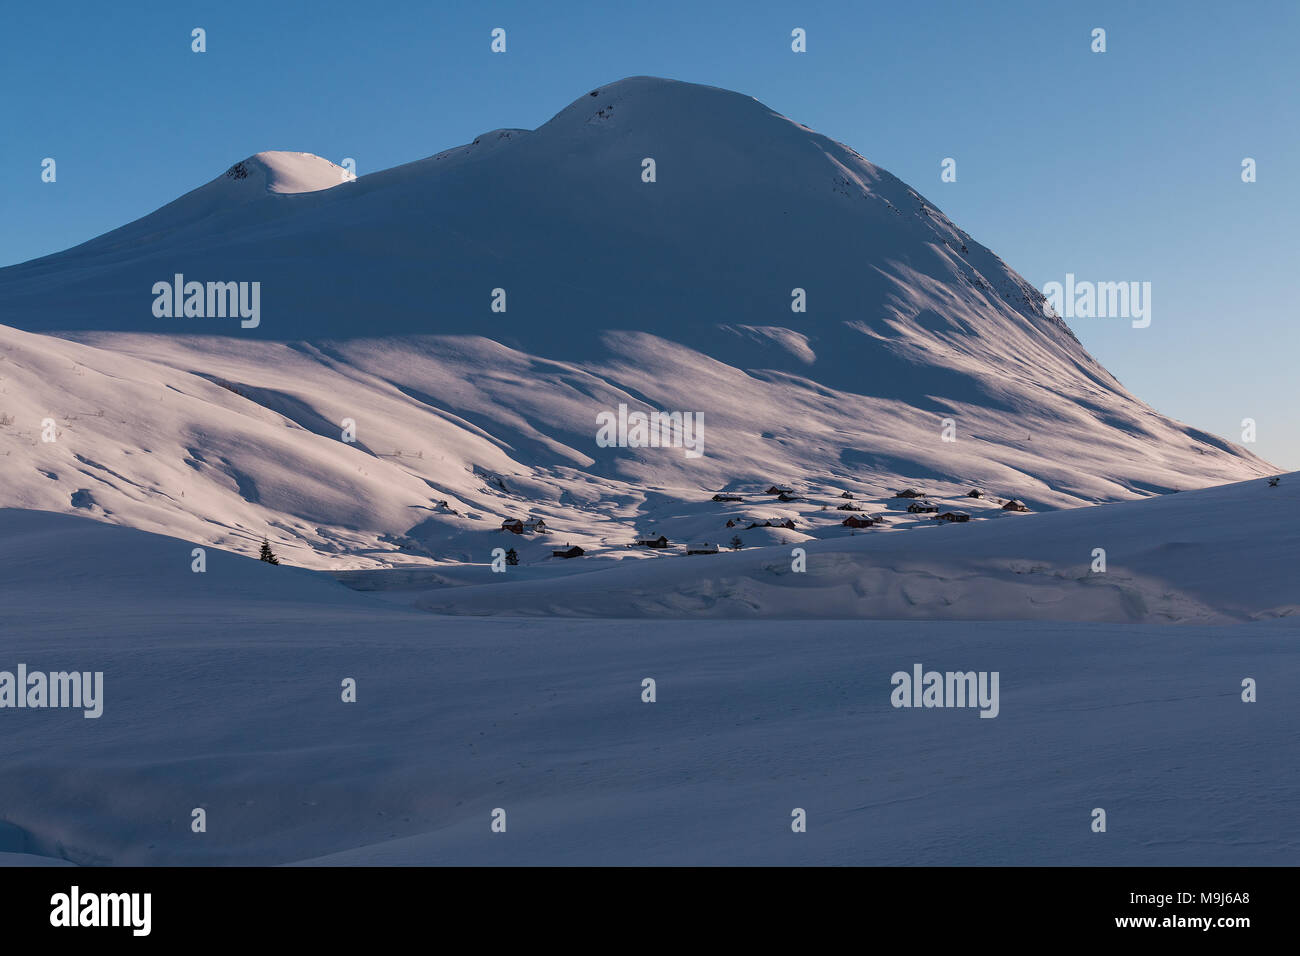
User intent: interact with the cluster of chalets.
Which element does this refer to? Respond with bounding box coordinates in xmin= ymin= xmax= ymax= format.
xmin=706 ymin=482 xmax=1034 ymax=543
xmin=496 ymin=482 xmax=1034 ymax=567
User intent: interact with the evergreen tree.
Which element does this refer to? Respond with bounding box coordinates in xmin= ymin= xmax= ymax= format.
xmin=505 ymin=548 xmax=519 ymax=566
xmin=259 ymin=537 xmax=280 ymax=565
xmin=729 ymin=535 xmax=743 ymax=551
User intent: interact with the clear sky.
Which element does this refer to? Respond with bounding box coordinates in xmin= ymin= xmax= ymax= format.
xmin=3 ymin=0 xmax=1296 ymax=468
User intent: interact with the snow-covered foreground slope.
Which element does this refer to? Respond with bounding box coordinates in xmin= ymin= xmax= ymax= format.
xmin=0 ymin=504 xmax=1296 ymax=866
xmin=0 ymin=77 xmax=1272 ymax=568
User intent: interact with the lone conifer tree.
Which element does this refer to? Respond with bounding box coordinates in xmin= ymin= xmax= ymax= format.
xmin=258 ymin=537 xmax=280 ymax=565
xmin=505 ymin=548 xmax=519 ymax=566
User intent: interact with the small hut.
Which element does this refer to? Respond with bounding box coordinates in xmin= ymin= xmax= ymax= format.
xmin=842 ymin=515 xmax=873 ymax=528
xmin=907 ymin=500 xmax=939 ymax=514
xmin=936 ymin=511 xmax=970 ymax=523
xmin=894 ymin=488 xmax=926 ymax=499
xmin=686 ymin=542 xmax=720 ymax=555
xmin=552 ymin=545 xmax=584 ymax=558
xmin=500 ymin=518 xmax=524 ymax=534
xmin=635 ymin=534 xmax=670 ymax=549
xmin=1002 ymin=499 xmax=1030 ymax=512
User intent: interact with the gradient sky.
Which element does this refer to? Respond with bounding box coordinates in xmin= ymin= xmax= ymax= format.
xmin=4 ymin=0 xmax=1296 ymax=467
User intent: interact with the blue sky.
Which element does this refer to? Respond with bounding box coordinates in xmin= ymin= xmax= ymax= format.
xmin=4 ymin=0 xmax=1297 ymax=467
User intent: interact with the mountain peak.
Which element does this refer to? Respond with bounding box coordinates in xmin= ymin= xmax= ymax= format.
xmin=219 ymin=151 xmax=355 ymax=196
xmin=542 ymin=75 xmax=792 ymax=142
xmin=37 ymin=151 xmax=357 ymax=256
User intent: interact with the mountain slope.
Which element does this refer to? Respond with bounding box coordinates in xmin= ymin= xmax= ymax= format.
xmin=0 ymin=77 xmax=1273 ymax=566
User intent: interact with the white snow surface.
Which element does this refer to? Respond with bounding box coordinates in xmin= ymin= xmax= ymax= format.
xmin=0 ymin=490 xmax=1295 ymax=866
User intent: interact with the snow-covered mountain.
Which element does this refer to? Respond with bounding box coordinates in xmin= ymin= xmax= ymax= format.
xmin=0 ymin=77 xmax=1294 ymax=870
xmin=0 ymin=77 xmax=1273 ymax=567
